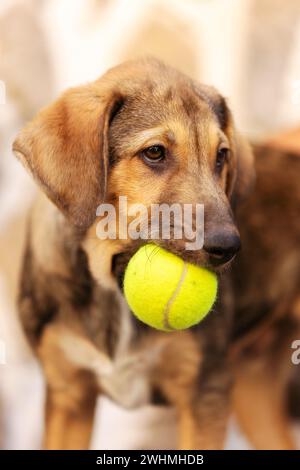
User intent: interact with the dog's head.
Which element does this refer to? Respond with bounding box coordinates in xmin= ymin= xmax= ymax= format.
xmin=13 ymin=59 xmax=254 ymax=287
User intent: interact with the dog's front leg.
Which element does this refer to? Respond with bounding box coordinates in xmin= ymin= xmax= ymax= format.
xmin=45 ymin=374 xmax=98 ymax=450
xmin=38 ymin=325 xmax=99 ymax=450
xmin=177 ymin=381 xmax=230 ymax=450
xmin=153 ymin=332 xmax=231 ymax=450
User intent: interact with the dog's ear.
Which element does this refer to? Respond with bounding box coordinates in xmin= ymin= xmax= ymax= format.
xmin=227 ymin=132 xmax=255 ymax=208
xmin=13 ymin=83 xmax=123 ymax=229
xmin=233 ymin=134 xmax=255 ymax=205
xmin=195 ymin=85 xmax=255 ymax=207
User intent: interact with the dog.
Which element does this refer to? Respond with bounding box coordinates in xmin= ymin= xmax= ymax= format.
xmin=230 ymin=134 xmax=300 ymax=449
xmin=12 ymin=58 xmax=253 ymax=450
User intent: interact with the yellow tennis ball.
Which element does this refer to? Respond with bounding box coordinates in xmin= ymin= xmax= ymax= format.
xmin=123 ymin=244 xmax=218 ymax=331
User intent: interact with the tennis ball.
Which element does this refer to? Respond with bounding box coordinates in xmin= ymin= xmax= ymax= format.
xmin=123 ymin=244 xmax=218 ymax=331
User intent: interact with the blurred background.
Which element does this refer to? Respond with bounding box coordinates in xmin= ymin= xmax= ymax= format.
xmin=1 ymin=0 xmax=300 ymax=449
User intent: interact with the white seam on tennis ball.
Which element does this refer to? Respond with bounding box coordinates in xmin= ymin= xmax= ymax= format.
xmin=163 ymin=262 xmax=188 ymax=331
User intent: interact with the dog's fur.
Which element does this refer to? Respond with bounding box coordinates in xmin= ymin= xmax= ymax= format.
xmin=13 ymin=59 xmax=253 ymax=449
xmin=231 ymin=138 xmax=300 ymax=449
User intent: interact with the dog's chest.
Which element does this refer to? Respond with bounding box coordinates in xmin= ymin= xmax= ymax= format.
xmin=98 ymin=295 xmax=152 ymax=408
xmin=98 ymin=351 xmax=152 ymax=409
xmin=60 ymin=302 xmax=162 ymax=409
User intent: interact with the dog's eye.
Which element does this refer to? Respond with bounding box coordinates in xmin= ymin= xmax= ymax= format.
xmin=215 ymin=147 xmax=229 ymax=174
xmin=141 ymin=145 xmax=165 ymax=164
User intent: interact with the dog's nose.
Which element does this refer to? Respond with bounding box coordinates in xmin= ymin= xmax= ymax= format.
xmin=204 ymin=230 xmax=241 ymax=266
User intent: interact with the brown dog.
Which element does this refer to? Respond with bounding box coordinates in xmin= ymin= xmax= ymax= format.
xmin=13 ymin=58 xmax=253 ymax=449
xmin=231 ymin=135 xmax=300 ymax=449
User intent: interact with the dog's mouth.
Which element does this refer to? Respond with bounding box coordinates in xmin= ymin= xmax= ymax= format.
xmin=112 ymin=250 xmax=136 ymax=290
xmin=112 ymin=239 xmax=238 ymax=291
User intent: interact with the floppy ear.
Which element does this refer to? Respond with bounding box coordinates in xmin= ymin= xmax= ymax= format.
xmin=233 ymin=134 xmax=255 ymax=204
xmin=228 ymin=133 xmax=255 ymax=208
xmin=13 ymin=83 xmax=122 ymax=229
xmin=195 ymin=85 xmax=255 ymax=207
